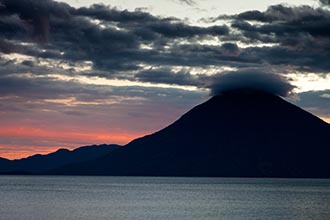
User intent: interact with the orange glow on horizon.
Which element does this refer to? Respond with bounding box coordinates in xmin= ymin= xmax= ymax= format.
xmin=0 ymin=146 xmax=68 ymax=160
xmin=0 ymin=126 xmax=144 ymax=143
xmin=0 ymin=125 xmax=147 ymax=160
xmin=321 ymin=117 xmax=330 ymax=123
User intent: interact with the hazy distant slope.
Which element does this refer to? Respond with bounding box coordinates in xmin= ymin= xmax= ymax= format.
xmin=0 ymin=144 xmax=119 ymax=174
xmin=52 ymin=89 xmax=330 ymax=177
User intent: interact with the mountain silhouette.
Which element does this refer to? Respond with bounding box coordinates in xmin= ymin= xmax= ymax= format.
xmin=0 ymin=144 xmax=119 ymax=174
xmin=0 ymin=157 xmax=13 ymax=173
xmin=51 ymin=89 xmax=330 ymax=178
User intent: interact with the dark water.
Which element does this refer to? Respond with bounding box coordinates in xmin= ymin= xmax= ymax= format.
xmin=0 ymin=176 xmax=330 ymax=220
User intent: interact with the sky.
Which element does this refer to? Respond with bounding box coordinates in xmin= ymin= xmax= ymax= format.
xmin=0 ymin=0 xmax=330 ymax=159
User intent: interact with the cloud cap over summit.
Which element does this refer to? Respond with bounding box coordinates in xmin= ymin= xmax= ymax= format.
xmin=210 ymin=70 xmax=295 ymax=97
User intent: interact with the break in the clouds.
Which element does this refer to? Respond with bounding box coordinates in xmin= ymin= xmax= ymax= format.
xmin=0 ymin=0 xmax=330 ymax=158
xmin=210 ymin=70 xmax=295 ymax=97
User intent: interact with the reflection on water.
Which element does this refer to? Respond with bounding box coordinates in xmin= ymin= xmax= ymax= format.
xmin=0 ymin=176 xmax=330 ymax=220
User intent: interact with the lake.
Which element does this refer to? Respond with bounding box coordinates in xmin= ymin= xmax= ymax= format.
xmin=0 ymin=176 xmax=330 ymax=220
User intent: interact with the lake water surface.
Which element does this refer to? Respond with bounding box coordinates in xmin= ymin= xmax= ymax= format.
xmin=0 ymin=176 xmax=330 ymax=220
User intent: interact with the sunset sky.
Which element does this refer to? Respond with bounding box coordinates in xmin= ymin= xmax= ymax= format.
xmin=0 ymin=0 xmax=330 ymax=159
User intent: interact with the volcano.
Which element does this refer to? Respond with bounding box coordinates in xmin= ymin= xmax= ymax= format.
xmin=47 ymin=90 xmax=330 ymax=177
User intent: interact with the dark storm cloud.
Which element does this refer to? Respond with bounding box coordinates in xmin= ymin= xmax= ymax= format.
xmin=74 ymin=4 xmax=159 ymax=23
xmin=0 ymin=1 xmax=230 ymax=77
xmin=210 ymin=70 xmax=295 ymax=97
xmin=320 ymin=0 xmax=330 ymax=6
xmin=1 ymin=0 xmax=330 ymax=91
xmin=208 ymin=4 xmax=330 ymax=73
xmin=238 ymin=46 xmax=330 ymax=73
xmin=151 ymin=43 xmax=246 ymax=68
xmin=0 ymin=0 xmax=72 ymax=42
xmin=234 ymin=5 xmax=330 ymax=40
xmin=135 ymin=68 xmax=201 ymax=86
xmin=75 ymin=4 xmax=229 ymax=39
xmin=21 ymin=60 xmax=35 ymax=67
xmin=235 ymin=5 xmax=330 ymax=23
xmin=145 ymin=22 xmax=229 ymax=38
xmin=0 ymin=39 xmax=18 ymax=53
xmin=0 ymin=14 xmax=28 ymax=40
xmin=0 ymin=0 xmax=71 ymax=19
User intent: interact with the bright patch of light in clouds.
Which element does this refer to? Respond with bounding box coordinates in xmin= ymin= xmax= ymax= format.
xmin=288 ymin=73 xmax=330 ymax=92
xmin=320 ymin=94 xmax=330 ymax=98
xmin=49 ymin=74 xmax=200 ymax=91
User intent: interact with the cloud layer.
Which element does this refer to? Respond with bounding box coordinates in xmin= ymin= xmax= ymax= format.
xmin=210 ymin=71 xmax=295 ymax=97
xmin=1 ymin=0 xmax=330 ymax=85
